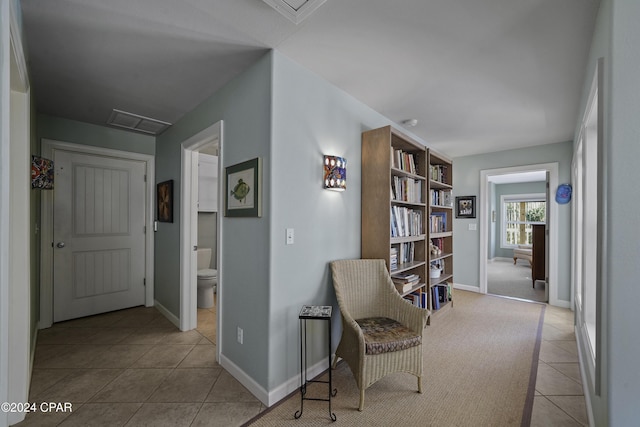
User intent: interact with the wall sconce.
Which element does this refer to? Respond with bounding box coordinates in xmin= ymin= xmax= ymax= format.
xmin=323 ymin=155 xmax=347 ymax=191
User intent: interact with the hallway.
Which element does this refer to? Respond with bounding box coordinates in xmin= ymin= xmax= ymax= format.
xmin=16 ymin=306 xmax=265 ymax=426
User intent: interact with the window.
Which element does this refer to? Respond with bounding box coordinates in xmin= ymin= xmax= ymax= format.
xmin=501 ymin=194 xmax=546 ymax=248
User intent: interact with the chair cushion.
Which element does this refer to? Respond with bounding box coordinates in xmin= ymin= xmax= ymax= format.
xmin=356 ymin=317 xmax=421 ymax=355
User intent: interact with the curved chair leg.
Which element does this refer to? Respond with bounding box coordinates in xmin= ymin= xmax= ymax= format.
xmin=358 ymin=389 xmax=365 ymax=411
xmin=417 ymin=376 xmax=423 ymax=393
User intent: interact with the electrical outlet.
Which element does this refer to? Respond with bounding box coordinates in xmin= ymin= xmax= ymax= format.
xmin=237 ymin=327 xmax=243 ymax=344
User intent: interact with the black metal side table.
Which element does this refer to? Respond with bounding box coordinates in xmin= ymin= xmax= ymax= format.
xmin=294 ymin=305 xmax=337 ymax=421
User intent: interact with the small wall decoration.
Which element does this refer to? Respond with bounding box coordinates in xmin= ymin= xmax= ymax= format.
xmin=455 ymin=195 xmax=476 ymax=218
xmin=225 ymin=157 xmax=262 ymax=217
xmin=31 ymin=155 xmax=54 ymax=189
xmin=157 ymin=180 xmax=174 ymax=223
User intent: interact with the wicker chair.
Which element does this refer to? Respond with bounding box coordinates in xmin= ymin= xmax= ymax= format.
xmin=330 ymin=259 xmax=430 ymax=411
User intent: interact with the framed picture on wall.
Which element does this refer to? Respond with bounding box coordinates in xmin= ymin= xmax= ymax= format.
xmin=157 ymin=180 xmax=174 ymax=222
xmin=455 ymin=195 xmax=476 ymax=218
xmin=225 ymin=157 xmax=262 ymax=217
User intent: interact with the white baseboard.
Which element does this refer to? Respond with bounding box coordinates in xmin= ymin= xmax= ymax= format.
xmin=219 ymin=353 xmax=270 ymax=406
xmin=266 ymin=357 xmax=330 ymax=407
xmin=489 ymin=257 xmax=513 ymax=263
xmin=453 ymin=283 xmax=480 ymax=293
xmin=153 ymin=299 xmax=181 ymax=329
xmin=575 ymin=325 xmax=595 ymax=427
xmin=219 ymin=352 xmax=331 ymax=408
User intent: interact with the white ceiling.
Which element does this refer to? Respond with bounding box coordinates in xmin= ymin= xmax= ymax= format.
xmin=20 ymin=0 xmax=600 ymax=157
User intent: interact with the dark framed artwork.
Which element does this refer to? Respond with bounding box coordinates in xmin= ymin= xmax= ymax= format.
xmin=157 ymin=180 xmax=174 ymax=223
xmin=455 ymin=195 xmax=476 ymax=218
xmin=225 ymin=157 xmax=262 ymax=217
xmin=31 ymin=155 xmax=54 ymax=189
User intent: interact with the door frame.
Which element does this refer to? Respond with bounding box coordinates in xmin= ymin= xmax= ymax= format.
xmin=479 ymin=162 xmax=564 ymax=307
xmin=40 ymin=140 xmax=155 ymax=328
xmin=2 ymin=6 xmax=32 ymax=424
xmin=179 ymin=121 xmax=222 ymax=349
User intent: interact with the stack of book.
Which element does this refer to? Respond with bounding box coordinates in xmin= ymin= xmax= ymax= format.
xmin=391 ymin=273 xmax=420 ymax=293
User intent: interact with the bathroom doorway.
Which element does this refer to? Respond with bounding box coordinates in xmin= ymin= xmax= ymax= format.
xmin=180 ymin=121 xmax=223 ymax=359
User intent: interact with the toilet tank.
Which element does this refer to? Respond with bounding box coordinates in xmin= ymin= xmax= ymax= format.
xmin=197 ymin=248 xmax=212 ymax=270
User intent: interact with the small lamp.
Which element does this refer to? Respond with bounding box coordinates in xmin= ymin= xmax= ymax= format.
xmin=323 ymin=155 xmax=347 ymax=191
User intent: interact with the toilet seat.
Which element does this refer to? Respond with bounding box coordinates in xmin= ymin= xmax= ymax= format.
xmin=197 ymin=268 xmax=217 ymax=280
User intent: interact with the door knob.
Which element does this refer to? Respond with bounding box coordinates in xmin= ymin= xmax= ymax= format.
xmin=56 ymin=242 xmax=65 ymax=248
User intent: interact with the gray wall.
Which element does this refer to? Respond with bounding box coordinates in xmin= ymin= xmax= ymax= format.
xmin=155 ymin=51 xmax=273 ymax=387
xmin=453 ymin=141 xmax=573 ymax=302
xmin=609 ymin=0 xmax=640 ymax=422
xmin=268 ymin=53 xmax=400 ymax=389
xmin=577 ymin=0 xmax=640 ymax=424
xmin=491 ymin=181 xmax=546 ymax=259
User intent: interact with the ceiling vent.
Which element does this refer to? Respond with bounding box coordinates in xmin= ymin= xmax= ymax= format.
xmin=107 ymin=109 xmax=171 ymax=135
xmin=262 ymin=0 xmax=327 ymax=24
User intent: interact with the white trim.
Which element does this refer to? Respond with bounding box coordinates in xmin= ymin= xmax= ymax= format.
xmin=480 ymin=163 xmax=561 ymax=306
xmin=153 ymin=299 xmax=180 ymax=329
xmin=219 ymin=351 xmax=329 ymax=408
xmin=453 ymin=283 xmax=481 ymax=293
xmin=219 ymin=353 xmax=270 ymax=406
xmin=576 ymin=325 xmax=596 ymax=427
xmin=9 ymin=5 xmax=28 ymax=92
xmin=1 ymin=3 xmax=11 ymax=423
xmin=179 ymin=122 xmax=223 ymax=366
xmin=40 ymin=140 xmax=155 ymax=328
xmin=5 ymin=13 xmax=31 ymax=423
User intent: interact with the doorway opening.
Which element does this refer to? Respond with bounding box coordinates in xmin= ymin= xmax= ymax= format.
xmin=479 ymin=162 xmax=561 ymax=306
xmin=486 ymin=172 xmax=547 ymax=302
xmin=179 ymin=121 xmax=223 ymax=360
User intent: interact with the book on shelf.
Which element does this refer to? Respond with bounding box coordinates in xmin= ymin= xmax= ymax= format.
xmin=430 ymin=189 xmax=452 ymax=207
xmin=392 ymin=272 xmax=420 ymax=292
xmin=395 ymin=281 xmax=417 ymax=293
xmin=395 ymin=242 xmax=416 ymax=265
xmin=391 ymin=148 xmax=418 ymax=174
xmin=391 ymin=206 xmax=423 ymax=237
xmin=430 ymin=211 xmax=447 ymax=233
xmin=432 ymin=286 xmax=441 ymax=310
xmin=403 ymin=292 xmax=421 ymax=307
xmin=390 ymin=247 xmax=398 ymax=271
xmin=429 ymin=164 xmax=448 ymax=184
xmin=392 ymin=176 xmax=423 ymax=203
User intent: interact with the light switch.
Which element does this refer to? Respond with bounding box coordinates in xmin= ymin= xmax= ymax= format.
xmin=468 ymin=223 xmax=477 ymax=231
xmin=286 ymin=228 xmax=294 ymax=245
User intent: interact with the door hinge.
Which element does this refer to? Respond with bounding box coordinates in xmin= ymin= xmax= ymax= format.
xmin=144 ymin=278 xmax=146 ymax=286
xmin=144 ymin=225 xmax=146 ymax=234
xmin=144 ymin=174 xmax=147 ymax=182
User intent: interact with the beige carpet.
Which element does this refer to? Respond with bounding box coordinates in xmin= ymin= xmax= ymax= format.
xmin=245 ymin=291 xmax=544 ymax=427
xmin=488 ymin=259 xmax=546 ymax=302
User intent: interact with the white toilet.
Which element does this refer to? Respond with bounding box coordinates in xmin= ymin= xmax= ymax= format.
xmin=197 ymin=248 xmax=217 ymax=309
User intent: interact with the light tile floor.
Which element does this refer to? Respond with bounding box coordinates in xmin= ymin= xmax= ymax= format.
xmin=530 ymin=304 xmax=589 ymax=426
xmin=16 ymin=300 xmax=587 ymax=426
xmin=16 ymin=303 xmax=266 ymax=427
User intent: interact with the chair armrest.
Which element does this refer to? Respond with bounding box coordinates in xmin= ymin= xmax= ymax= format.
xmin=337 ymin=308 xmax=366 ymax=363
xmin=386 ymin=282 xmax=430 ymax=332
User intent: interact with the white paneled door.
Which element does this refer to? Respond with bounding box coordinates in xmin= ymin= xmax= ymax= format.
xmin=53 ymin=150 xmax=147 ymax=322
